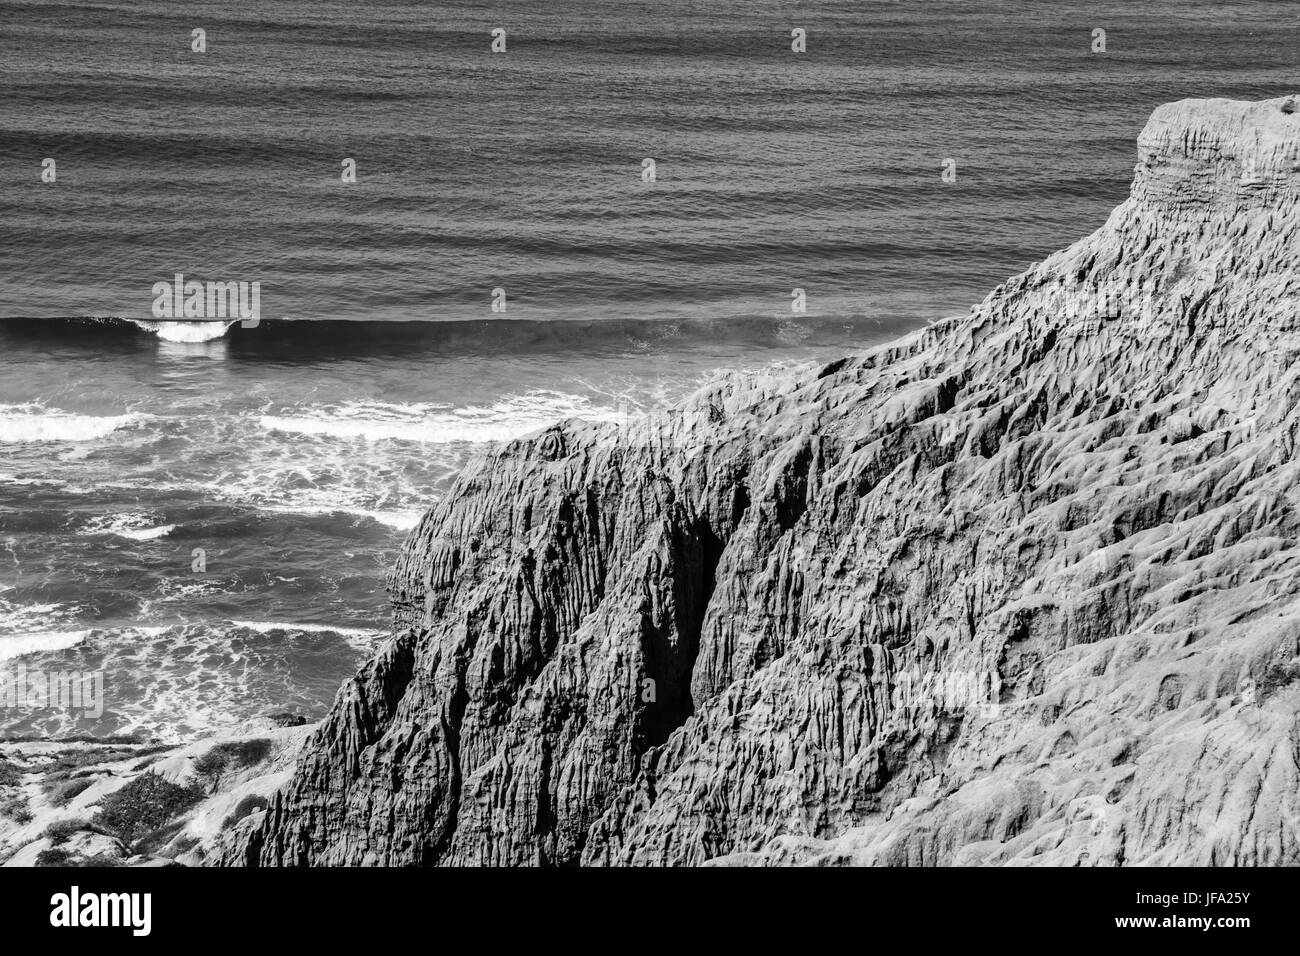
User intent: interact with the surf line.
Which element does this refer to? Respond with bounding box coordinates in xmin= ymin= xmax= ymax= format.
xmin=150 ymin=273 xmax=261 ymax=327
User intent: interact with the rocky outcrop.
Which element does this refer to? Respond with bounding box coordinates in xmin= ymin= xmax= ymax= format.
xmin=222 ymin=95 xmax=1300 ymax=866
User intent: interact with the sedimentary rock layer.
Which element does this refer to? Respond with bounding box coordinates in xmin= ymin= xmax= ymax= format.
xmin=222 ymin=95 xmax=1300 ymax=866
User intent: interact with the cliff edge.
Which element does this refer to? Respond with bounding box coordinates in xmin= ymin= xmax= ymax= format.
xmin=221 ymin=96 xmax=1300 ymax=866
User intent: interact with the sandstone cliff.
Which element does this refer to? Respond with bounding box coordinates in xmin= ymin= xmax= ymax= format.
xmin=222 ymin=95 xmax=1300 ymax=866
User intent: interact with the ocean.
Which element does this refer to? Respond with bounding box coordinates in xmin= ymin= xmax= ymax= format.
xmin=0 ymin=0 xmax=1295 ymax=740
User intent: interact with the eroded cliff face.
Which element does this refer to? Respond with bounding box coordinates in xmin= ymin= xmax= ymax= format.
xmin=221 ymin=96 xmax=1300 ymax=866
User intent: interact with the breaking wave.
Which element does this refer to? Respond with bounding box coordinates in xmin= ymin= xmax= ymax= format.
xmin=77 ymin=513 xmax=175 ymax=541
xmin=259 ymin=392 xmax=621 ymax=445
xmin=0 ymin=594 xmax=90 ymax=663
xmin=130 ymin=319 xmax=237 ymax=342
xmin=0 ymin=404 xmax=145 ymax=444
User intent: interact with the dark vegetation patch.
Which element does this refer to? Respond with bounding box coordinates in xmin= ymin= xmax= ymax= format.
xmin=222 ymin=794 xmax=269 ymax=830
xmin=46 ymin=777 xmax=95 ymax=807
xmin=93 ymin=773 xmax=204 ymax=848
xmin=0 ymin=755 xmax=21 ymax=787
xmin=192 ymin=739 xmax=273 ymax=792
xmin=0 ymin=792 xmax=32 ymax=824
xmin=43 ymin=818 xmax=92 ymax=846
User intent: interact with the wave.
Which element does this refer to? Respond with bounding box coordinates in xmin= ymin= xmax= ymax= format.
xmin=0 ymin=390 xmax=623 ymax=529
xmin=259 ymin=392 xmax=620 ymax=445
xmin=0 ymin=596 xmax=90 ymax=662
xmin=229 ymin=619 xmax=384 ymax=638
xmin=0 ymin=316 xmax=237 ymax=343
xmin=0 ymin=630 xmax=91 ymax=663
xmin=130 ymin=319 xmax=237 ymax=343
xmin=229 ymin=619 xmax=388 ymax=651
xmin=0 ymin=403 xmax=145 ymax=444
xmin=77 ymin=512 xmax=175 ymax=541
xmin=0 ymin=314 xmax=897 ymax=358
xmin=252 ymin=501 xmax=426 ymax=530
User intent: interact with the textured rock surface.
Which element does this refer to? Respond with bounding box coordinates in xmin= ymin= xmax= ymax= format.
xmin=222 ymin=95 xmax=1300 ymax=867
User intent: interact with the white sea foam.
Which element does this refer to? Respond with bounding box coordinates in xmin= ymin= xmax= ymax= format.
xmin=131 ymin=319 xmax=236 ymax=343
xmin=83 ymin=472 xmax=437 ymax=533
xmin=254 ymin=502 xmax=426 ymax=530
xmin=231 ymin=619 xmax=387 ymax=649
xmin=0 ymin=619 xmax=380 ymax=740
xmin=0 ymin=403 xmax=144 ymax=444
xmin=230 ymin=619 xmax=379 ymax=637
xmin=0 ymin=596 xmax=90 ymax=662
xmin=121 ymin=524 xmax=174 ymax=541
xmin=358 ymin=509 xmax=424 ymax=530
xmin=0 ymin=598 xmax=78 ymax=631
xmin=223 ymin=390 xmax=624 ymax=526
xmin=259 ymin=392 xmax=619 ymax=445
xmin=0 ymin=630 xmax=90 ymax=663
xmin=152 ymin=578 xmax=233 ymax=602
xmin=78 ymin=512 xmax=175 ymax=541
xmin=202 ymin=392 xmax=617 ymax=528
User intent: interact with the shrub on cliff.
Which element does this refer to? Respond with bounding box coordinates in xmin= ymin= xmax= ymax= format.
xmin=44 ymin=745 xmax=141 ymax=774
xmin=0 ymin=755 xmax=21 ymax=787
xmin=35 ymin=847 xmax=71 ymax=867
xmin=47 ymin=777 xmax=94 ymax=807
xmin=43 ymin=818 xmax=90 ymax=846
xmin=266 ymin=712 xmax=307 ymax=727
xmin=192 ymin=739 xmax=273 ymax=793
xmin=35 ymin=847 xmax=120 ymax=868
xmin=0 ymin=793 xmax=32 ymax=824
xmin=93 ymin=772 xmax=204 ymax=847
xmin=222 ymin=794 xmax=269 ymax=830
